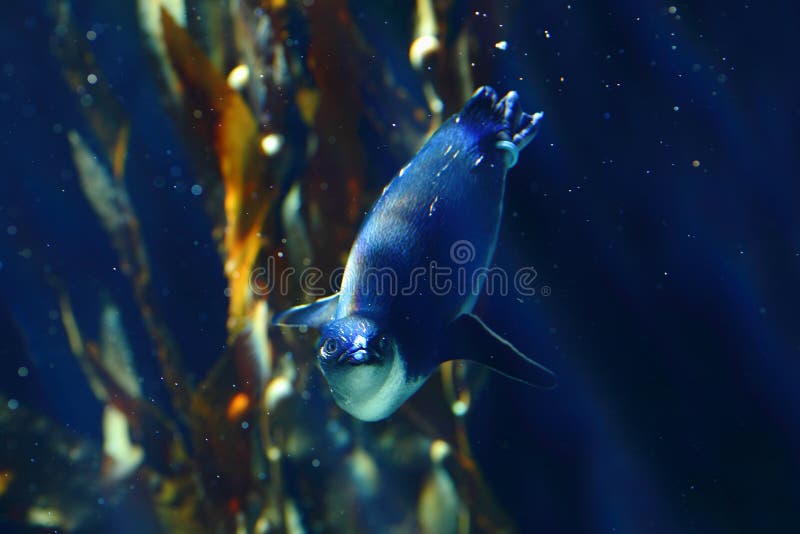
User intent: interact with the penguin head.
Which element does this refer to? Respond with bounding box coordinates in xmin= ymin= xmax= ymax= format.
xmin=316 ymin=315 xmax=416 ymax=421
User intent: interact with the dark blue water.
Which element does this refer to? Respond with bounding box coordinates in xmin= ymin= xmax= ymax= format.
xmin=1 ymin=1 xmax=798 ymax=532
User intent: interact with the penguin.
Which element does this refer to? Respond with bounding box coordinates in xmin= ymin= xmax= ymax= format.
xmin=274 ymin=86 xmax=555 ymax=421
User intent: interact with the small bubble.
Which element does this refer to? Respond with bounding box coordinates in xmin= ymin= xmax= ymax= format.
xmin=226 ymin=64 xmax=250 ymax=90
xmin=267 ymin=447 xmax=281 ymax=461
xmin=673 ymin=105 xmax=680 ymax=111
xmin=7 ymin=225 xmax=17 ymax=235
xmin=7 ymin=398 xmax=19 ymax=410
xmin=260 ymin=133 xmax=284 ymax=156
xmin=692 ymin=160 xmax=701 ymax=168
xmin=241 ymin=421 xmax=250 ymax=430
xmin=224 ymin=287 xmax=232 ymax=297
xmin=668 ymin=6 xmax=677 ymax=15
xmin=191 ymin=184 xmax=203 ymax=196
xmin=18 ymin=366 xmax=29 ymax=377
xmin=87 ymin=73 xmax=98 ymax=85
xmin=311 ymin=458 xmax=320 ymax=468
xmin=86 ymin=30 xmax=97 ymax=41
xmin=451 ymin=400 xmax=468 ymax=416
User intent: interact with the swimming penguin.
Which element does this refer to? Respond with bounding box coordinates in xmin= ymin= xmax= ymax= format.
xmin=274 ymin=86 xmax=555 ymax=421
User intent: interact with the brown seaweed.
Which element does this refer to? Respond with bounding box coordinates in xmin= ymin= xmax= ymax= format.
xmin=1 ymin=1 xmax=523 ymax=532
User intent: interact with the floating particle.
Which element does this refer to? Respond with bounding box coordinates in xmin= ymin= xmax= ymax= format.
xmin=692 ymin=160 xmax=701 ymax=167
xmin=191 ymin=184 xmax=203 ymax=196
xmin=451 ymin=400 xmax=468 ymax=416
xmin=267 ymin=447 xmax=281 ymax=461
xmin=494 ymin=40 xmax=508 ymax=51
xmin=86 ymin=30 xmax=97 ymax=41
xmin=544 ymin=29 xmax=551 ymax=39
xmin=6 ymin=225 xmax=17 ymax=235
xmin=668 ymin=6 xmax=677 ymax=15
xmin=18 ymin=366 xmax=29 ymax=377
xmin=226 ymin=64 xmax=250 ymax=90
xmin=673 ymin=105 xmax=680 ymax=111
xmin=87 ymin=73 xmax=98 ymax=85
xmin=430 ymin=440 xmax=451 ymax=462
xmin=260 ymin=133 xmax=284 ymax=156
xmin=241 ymin=421 xmax=250 ymax=430
xmin=7 ymin=399 xmax=18 ymax=410
xmin=311 ymin=458 xmax=320 ymax=468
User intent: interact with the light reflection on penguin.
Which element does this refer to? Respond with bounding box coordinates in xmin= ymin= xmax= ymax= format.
xmin=275 ymin=86 xmax=555 ymax=421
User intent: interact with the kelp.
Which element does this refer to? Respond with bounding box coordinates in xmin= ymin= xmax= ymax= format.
xmin=52 ymin=0 xmax=131 ymax=178
xmin=67 ymin=128 xmax=193 ymax=420
xmin=0 ymin=393 xmax=110 ymax=531
xmin=1 ymin=0 xmax=524 ymax=532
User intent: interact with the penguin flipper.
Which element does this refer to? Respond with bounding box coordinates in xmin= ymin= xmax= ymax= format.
xmin=442 ymin=313 xmax=556 ymax=388
xmin=273 ymin=293 xmax=339 ymax=328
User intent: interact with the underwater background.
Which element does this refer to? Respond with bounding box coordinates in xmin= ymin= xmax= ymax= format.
xmin=1 ymin=1 xmax=798 ymax=532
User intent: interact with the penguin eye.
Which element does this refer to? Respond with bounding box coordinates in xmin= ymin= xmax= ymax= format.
xmin=320 ymin=337 xmax=339 ymax=357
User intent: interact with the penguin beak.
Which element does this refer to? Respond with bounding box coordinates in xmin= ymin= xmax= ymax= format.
xmin=337 ymin=334 xmax=369 ymax=363
xmin=339 ymin=347 xmax=368 ymax=363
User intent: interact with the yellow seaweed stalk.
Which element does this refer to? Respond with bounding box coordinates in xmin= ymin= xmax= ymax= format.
xmin=161 ymin=7 xmax=276 ymax=340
